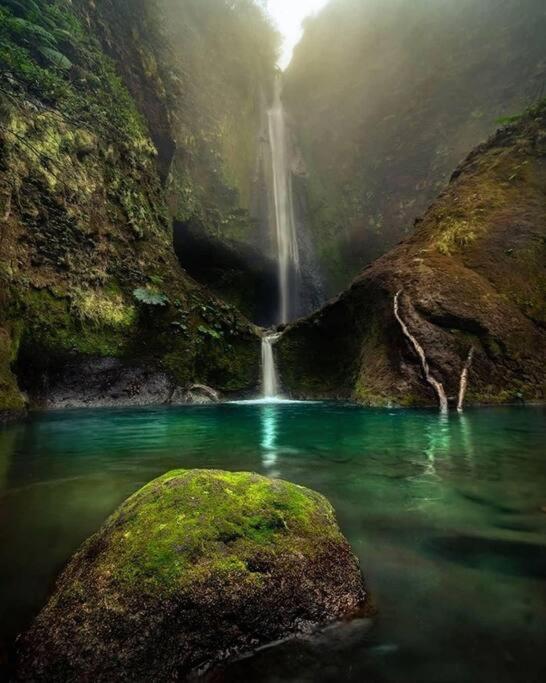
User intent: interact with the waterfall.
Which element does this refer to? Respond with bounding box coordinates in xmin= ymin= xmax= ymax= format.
xmin=268 ymin=76 xmax=301 ymax=324
xmin=262 ymin=333 xmax=281 ymax=398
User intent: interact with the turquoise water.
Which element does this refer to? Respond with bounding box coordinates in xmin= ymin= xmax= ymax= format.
xmin=0 ymin=403 xmax=545 ymax=681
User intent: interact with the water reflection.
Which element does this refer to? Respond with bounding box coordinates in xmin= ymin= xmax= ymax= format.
xmin=458 ymin=413 xmax=475 ymax=472
xmin=260 ymin=404 xmax=280 ymax=476
xmin=407 ymin=413 xmax=452 ymax=509
xmin=423 ymin=412 xmax=451 ymax=475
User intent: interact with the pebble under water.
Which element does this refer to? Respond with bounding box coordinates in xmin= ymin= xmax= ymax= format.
xmin=0 ymin=403 xmax=545 ymax=681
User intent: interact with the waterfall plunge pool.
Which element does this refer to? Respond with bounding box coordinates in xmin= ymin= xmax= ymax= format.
xmin=1 ymin=402 xmax=545 ymax=681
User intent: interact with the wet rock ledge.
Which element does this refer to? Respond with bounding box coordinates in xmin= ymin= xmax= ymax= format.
xmin=17 ymin=470 xmax=368 ymax=680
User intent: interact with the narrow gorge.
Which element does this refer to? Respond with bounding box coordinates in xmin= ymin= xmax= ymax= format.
xmin=0 ymin=1 xmax=545 ymax=681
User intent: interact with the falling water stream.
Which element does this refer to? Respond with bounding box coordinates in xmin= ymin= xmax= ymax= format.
xmin=262 ymin=76 xmax=304 ymax=400
xmin=268 ymin=76 xmax=301 ymax=325
xmin=261 ymin=334 xmax=281 ymax=399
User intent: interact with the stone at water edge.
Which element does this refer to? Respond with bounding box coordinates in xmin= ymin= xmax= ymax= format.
xmin=17 ymin=470 xmax=369 ymax=680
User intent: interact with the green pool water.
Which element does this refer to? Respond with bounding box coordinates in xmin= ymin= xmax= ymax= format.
xmin=0 ymin=403 xmax=545 ymax=681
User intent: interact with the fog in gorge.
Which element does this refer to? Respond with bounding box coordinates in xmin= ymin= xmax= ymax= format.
xmin=0 ymin=0 xmax=545 ymax=680
xmin=168 ymin=0 xmax=545 ymax=316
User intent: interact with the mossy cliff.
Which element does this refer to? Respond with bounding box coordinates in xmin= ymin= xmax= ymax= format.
xmin=0 ymin=0 xmax=265 ymax=417
xmin=17 ymin=470 xmax=367 ymax=679
xmin=89 ymin=0 xmax=281 ymax=319
xmin=278 ymin=103 xmax=546 ymax=407
xmin=160 ymin=0 xmax=278 ymax=247
xmin=77 ymin=0 xmax=279 ymax=250
xmin=73 ymin=0 xmax=176 ymax=183
xmin=284 ymin=0 xmax=546 ymax=293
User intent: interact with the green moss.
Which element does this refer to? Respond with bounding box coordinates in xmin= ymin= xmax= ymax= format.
xmin=466 ymin=380 xmax=542 ymax=405
xmin=0 ymin=2 xmax=150 ymax=146
xmin=433 ymin=178 xmax=510 ymax=256
xmin=195 ymin=334 xmax=260 ymax=392
xmin=91 ymin=470 xmax=340 ymax=594
xmin=0 ymin=326 xmax=25 ymax=412
xmin=18 ymin=289 xmax=130 ymax=358
xmin=0 ymin=0 xmax=267 ymax=408
xmin=71 ymin=288 xmax=137 ymax=329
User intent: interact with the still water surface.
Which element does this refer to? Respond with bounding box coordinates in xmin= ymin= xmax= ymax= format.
xmin=0 ymin=403 xmax=545 ymax=681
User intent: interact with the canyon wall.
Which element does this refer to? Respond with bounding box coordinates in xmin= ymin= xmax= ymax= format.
xmin=0 ymin=0 xmax=281 ymax=418
xmin=278 ymin=101 xmax=546 ymax=407
xmin=284 ymin=0 xmax=546 ymax=292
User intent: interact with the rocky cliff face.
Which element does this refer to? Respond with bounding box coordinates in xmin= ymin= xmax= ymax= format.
xmin=74 ymin=0 xmax=176 ymax=183
xmin=0 ymin=0 xmax=270 ymax=419
xmin=278 ymin=103 xmax=546 ymax=407
xmin=284 ymin=0 xmax=546 ymax=293
xmin=161 ymin=0 xmax=278 ymax=245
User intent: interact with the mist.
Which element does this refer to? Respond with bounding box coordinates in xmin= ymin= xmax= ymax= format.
xmin=0 ymin=1 xmax=545 ymax=680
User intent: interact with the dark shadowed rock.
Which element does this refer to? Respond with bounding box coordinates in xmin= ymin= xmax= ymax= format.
xmin=17 ymin=470 xmax=368 ymax=680
xmin=20 ymin=357 xmax=178 ymax=409
xmin=15 ymin=358 xmax=224 ymax=409
xmin=173 ymin=221 xmax=279 ymax=326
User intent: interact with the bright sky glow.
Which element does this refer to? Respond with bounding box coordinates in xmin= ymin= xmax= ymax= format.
xmin=267 ymin=0 xmax=329 ymax=69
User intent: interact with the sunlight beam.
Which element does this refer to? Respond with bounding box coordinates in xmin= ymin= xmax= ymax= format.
xmin=267 ymin=0 xmax=328 ymax=69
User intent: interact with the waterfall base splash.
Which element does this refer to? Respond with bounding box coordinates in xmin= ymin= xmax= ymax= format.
xmin=231 ymin=332 xmax=317 ymax=405
xmin=230 ymin=398 xmax=312 ymax=406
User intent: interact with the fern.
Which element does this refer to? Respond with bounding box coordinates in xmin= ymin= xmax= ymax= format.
xmin=133 ymin=288 xmax=169 ymax=307
xmin=9 ymin=17 xmax=58 ymax=48
xmin=39 ymin=45 xmax=72 ymax=70
xmin=0 ymin=0 xmax=41 ymax=18
xmin=198 ymin=325 xmax=222 ymax=340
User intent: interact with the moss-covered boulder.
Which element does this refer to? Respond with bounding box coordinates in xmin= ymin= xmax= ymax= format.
xmin=18 ymin=470 xmax=368 ymax=680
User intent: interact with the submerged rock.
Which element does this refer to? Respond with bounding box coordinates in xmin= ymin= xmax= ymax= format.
xmin=18 ymin=470 xmax=367 ymax=680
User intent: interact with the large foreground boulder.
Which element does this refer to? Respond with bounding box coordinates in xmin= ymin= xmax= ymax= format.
xmin=18 ymin=470 xmax=367 ymax=680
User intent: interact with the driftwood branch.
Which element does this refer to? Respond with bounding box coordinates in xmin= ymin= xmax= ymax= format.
xmin=457 ymin=347 xmax=475 ymax=413
xmin=394 ymin=290 xmax=448 ymax=413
